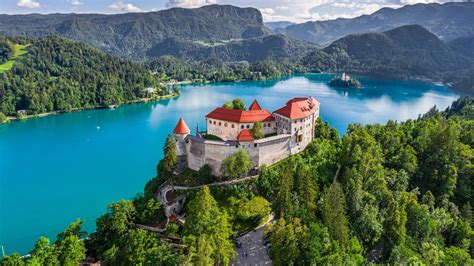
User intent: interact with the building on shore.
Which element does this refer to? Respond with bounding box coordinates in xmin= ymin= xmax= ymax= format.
xmin=173 ymin=96 xmax=320 ymax=176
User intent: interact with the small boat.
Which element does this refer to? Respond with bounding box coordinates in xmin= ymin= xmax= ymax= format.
xmin=108 ymin=104 xmax=118 ymax=109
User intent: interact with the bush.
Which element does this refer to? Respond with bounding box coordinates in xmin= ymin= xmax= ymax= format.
xmin=0 ymin=112 xmax=7 ymax=123
xmin=220 ymin=149 xmax=253 ymax=179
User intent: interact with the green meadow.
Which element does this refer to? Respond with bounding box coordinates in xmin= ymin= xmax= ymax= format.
xmin=0 ymin=44 xmax=28 ymax=74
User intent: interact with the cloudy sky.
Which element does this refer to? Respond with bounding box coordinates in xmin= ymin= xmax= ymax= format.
xmin=1 ymin=0 xmax=460 ymax=22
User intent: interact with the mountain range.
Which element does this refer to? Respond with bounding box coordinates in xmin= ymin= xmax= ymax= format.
xmin=0 ymin=5 xmax=320 ymax=62
xmin=276 ymin=2 xmax=474 ymax=45
xmin=0 ymin=3 xmax=473 ymax=93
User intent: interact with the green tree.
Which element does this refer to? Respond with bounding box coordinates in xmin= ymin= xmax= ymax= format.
xmin=0 ymin=112 xmax=7 ymax=123
xmin=273 ymin=163 xmax=295 ymax=218
xmin=382 ymin=196 xmax=408 ymax=258
xmin=158 ymin=134 xmax=177 ymax=178
xmin=268 ymin=217 xmax=308 ymax=266
xmin=295 ymin=164 xmax=317 ymax=220
xmin=222 ymin=101 xmax=234 ymax=109
xmin=321 ymin=182 xmax=350 ymax=247
xmin=0 ymin=253 xmax=24 ymax=266
xmin=232 ymin=98 xmax=246 ymax=110
xmin=28 ymin=237 xmax=55 ymax=265
xmin=251 ymin=122 xmax=264 ymax=139
xmin=184 ymin=187 xmax=236 ymax=264
xmin=220 ymin=149 xmax=253 ymax=179
xmin=52 ymin=220 xmax=86 ymax=266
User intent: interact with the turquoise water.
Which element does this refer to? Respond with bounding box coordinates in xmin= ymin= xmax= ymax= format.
xmin=0 ymin=74 xmax=461 ymax=255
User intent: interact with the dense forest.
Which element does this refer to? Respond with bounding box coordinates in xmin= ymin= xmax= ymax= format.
xmin=0 ymin=36 xmax=173 ymax=118
xmin=147 ymin=55 xmax=303 ymax=83
xmin=3 ymin=96 xmax=472 ymax=265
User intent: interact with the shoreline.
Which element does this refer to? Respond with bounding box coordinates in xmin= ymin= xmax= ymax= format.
xmin=1 ymin=93 xmax=179 ymax=124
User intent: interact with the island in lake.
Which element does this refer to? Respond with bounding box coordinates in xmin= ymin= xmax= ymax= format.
xmin=329 ymin=73 xmax=362 ymax=89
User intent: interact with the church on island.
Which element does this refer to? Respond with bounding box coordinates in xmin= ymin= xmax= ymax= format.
xmin=172 ymin=96 xmax=320 ymax=175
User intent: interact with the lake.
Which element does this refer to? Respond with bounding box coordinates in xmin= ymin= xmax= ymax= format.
xmin=0 ymin=74 xmax=461 ymax=255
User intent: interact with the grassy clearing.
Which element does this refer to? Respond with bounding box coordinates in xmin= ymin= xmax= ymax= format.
xmin=0 ymin=44 xmax=29 ymax=74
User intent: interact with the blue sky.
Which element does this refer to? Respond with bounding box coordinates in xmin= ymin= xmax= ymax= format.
xmin=1 ymin=0 xmax=459 ymax=22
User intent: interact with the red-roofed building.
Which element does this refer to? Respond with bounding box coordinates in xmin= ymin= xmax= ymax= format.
xmin=273 ymin=97 xmax=320 ymax=120
xmin=206 ymin=101 xmax=276 ymax=141
xmin=236 ymin=129 xmax=255 ymax=142
xmin=273 ymin=96 xmax=320 ymax=150
xmin=172 ymin=97 xmax=320 ymax=176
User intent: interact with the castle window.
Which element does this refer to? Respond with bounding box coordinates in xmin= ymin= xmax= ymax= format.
xmin=213 ymin=121 xmax=216 ymax=125
xmin=224 ymin=123 xmax=228 ymax=127
xmin=209 ymin=120 xmax=212 ymax=124
xmin=246 ymin=124 xmax=250 ymax=129
xmin=219 ymin=122 xmax=221 ymax=126
xmin=241 ymin=125 xmax=244 ymax=129
xmin=232 ymin=124 xmax=235 ymax=128
xmin=254 ymin=143 xmax=257 ymax=147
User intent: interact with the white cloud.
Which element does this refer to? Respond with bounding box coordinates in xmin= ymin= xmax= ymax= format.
xmin=219 ymin=0 xmax=457 ymax=22
xmin=16 ymin=0 xmax=40 ymax=8
xmin=109 ymin=2 xmax=141 ymax=12
xmin=68 ymin=0 xmax=83 ymax=6
xmin=165 ymin=0 xmax=217 ymax=8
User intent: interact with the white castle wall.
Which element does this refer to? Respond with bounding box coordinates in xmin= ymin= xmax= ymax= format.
xmin=185 ymin=134 xmax=291 ymax=176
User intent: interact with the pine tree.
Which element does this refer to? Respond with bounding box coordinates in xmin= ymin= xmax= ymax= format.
xmin=159 ymin=134 xmax=177 ymax=177
xmin=322 ymin=182 xmax=350 ymax=248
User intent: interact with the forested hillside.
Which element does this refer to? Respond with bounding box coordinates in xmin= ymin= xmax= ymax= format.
xmin=0 ymin=5 xmax=273 ymax=61
xmin=257 ymin=96 xmax=474 ymax=264
xmin=0 ymin=36 xmax=171 ymax=117
xmin=318 ymin=25 xmax=471 ymax=80
xmin=277 ymin=2 xmax=474 ymax=45
xmin=3 ymin=96 xmax=472 ymax=265
xmin=147 ymin=34 xmax=319 ymax=62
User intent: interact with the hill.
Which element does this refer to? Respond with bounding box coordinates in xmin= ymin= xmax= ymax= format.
xmin=277 ymin=2 xmax=474 ymax=45
xmin=147 ymin=34 xmax=319 ymax=62
xmin=0 ymin=5 xmax=290 ymax=61
xmin=300 ymin=25 xmax=474 ymax=93
xmin=323 ymin=25 xmax=469 ymax=78
xmin=449 ymin=36 xmax=474 ymax=60
xmin=0 ymin=36 xmax=172 ymax=117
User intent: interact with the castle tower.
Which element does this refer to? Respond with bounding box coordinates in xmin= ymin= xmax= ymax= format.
xmin=173 ymin=118 xmax=190 ymax=156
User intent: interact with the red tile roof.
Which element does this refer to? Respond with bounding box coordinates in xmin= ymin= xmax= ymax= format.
xmin=273 ymin=97 xmax=320 ymax=120
xmin=249 ymin=100 xmax=262 ymax=110
xmin=206 ymin=107 xmax=275 ymax=123
xmin=237 ymin=129 xmax=254 ymax=142
xmin=173 ymin=118 xmax=190 ymax=134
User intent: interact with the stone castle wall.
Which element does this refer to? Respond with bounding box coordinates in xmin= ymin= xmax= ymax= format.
xmin=185 ymin=134 xmax=292 ymax=176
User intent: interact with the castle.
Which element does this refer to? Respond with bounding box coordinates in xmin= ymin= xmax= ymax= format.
xmin=172 ymin=96 xmax=320 ymax=176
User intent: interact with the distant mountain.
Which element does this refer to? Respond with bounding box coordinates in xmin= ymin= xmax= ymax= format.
xmin=277 ymin=2 xmax=474 ymax=45
xmin=147 ymin=34 xmax=319 ymax=62
xmin=265 ymin=21 xmax=296 ymax=31
xmin=0 ymin=5 xmax=275 ymax=61
xmin=300 ymin=25 xmax=473 ymax=93
xmin=449 ymin=36 xmax=474 ymax=60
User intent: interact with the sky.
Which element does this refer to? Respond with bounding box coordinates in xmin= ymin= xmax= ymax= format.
xmin=0 ymin=0 xmax=464 ymax=22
